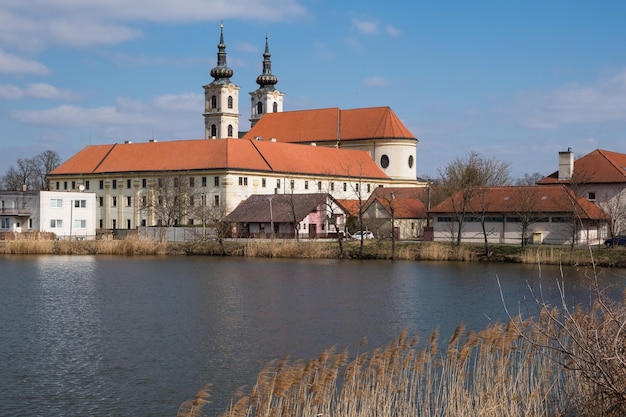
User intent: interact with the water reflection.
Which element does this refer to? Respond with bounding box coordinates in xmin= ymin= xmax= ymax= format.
xmin=0 ymin=256 xmax=624 ymax=417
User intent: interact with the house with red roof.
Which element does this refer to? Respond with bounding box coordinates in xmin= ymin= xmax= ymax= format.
xmin=47 ymin=25 xmax=424 ymax=233
xmin=538 ymin=148 xmax=626 ymax=238
xmin=357 ymin=187 xmax=429 ymax=240
xmin=429 ymin=185 xmax=608 ymax=246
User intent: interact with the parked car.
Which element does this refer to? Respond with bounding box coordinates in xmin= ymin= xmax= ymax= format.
xmin=352 ymin=231 xmax=374 ymax=240
xmin=605 ymin=236 xmax=626 ymax=247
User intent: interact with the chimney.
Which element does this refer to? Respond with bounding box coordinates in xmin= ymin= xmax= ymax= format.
xmin=558 ymin=147 xmax=574 ymax=180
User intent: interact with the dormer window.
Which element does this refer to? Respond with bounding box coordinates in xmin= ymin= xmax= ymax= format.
xmin=588 ymin=191 xmax=596 ymax=201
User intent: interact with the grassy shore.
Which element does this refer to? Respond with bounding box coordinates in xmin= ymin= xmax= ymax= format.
xmin=2 ymin=236 xmax=626 ymax=267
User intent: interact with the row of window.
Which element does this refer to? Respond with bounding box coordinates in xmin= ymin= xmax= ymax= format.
xmin=50 ymin=199 xmax=87 ymax=208
xmin=98 ymin=195 xmax=221 ymax=208
xmin=209 ymin=124 xmax=234 ymax=138
xmin=97 ymin=217 xmax=213 ymax=229
xmin=49 ymin=219 xmax=87 ymax=229
xmin=238 ymin=177 xmax=376 ymax=193
xmin=210 ymin=95 xmax=234 ymax=110
xmin=56 ymin=176 xmax=222 ymax=191
xmin=437 ymin=216 xmax=573 ymax=223
xmin=56 ymin=176 xmax=381 ymax=194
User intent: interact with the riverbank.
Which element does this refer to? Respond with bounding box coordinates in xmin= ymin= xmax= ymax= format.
xmin=1 ymin=236 xmax=625 ymax=267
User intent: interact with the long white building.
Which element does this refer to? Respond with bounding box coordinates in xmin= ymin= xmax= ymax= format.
xmin=48 ymin=25 xmax=422 ymax=231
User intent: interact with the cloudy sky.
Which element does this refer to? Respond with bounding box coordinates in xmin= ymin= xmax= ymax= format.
xmin=1 ymin=0 xmax=626 ymax=179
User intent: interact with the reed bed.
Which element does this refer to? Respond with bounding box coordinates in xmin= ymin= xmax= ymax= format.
xmin=180 ymin=280 xmax=626 ymax=417
xmin=0 ymin=234 xmax=169 ymax=255
xmin=179 ymin=324 xmax=573 ymax=417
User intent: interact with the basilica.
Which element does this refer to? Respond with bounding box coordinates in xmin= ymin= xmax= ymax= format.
xmin=48 ymin=25 xmax=422 ymax=231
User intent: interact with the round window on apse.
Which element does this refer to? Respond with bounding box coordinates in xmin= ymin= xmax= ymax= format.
xmin=380 ymin=154 xmax=390 ymax=168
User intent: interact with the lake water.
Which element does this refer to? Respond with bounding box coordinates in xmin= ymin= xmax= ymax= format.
xmin=1 ymin=256 xmax=625 ymax=417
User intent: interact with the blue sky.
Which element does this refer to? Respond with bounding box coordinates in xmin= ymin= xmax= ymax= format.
xmin=2 ymin=0 xmax=626 ymax=179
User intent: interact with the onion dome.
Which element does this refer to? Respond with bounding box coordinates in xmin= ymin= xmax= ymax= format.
xmin=210 ymin=23 xmax=234 ymax=84
xmin=255 ymin=34 xmax=278 ymax=90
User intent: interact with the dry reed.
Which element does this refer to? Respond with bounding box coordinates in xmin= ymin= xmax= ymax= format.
xmin=179 ymin=322 xmax=582 ymax=417
xmin=0 ymin=234 xmax=168 ymax=255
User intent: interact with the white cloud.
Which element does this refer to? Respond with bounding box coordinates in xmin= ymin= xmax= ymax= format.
xmin=352 ymin=18 xmax=378 ymax=35
xmin=0 ymin=83 xmax=78 ymax=100
xmin=386 ymin=25 xmax=401 ymax=37
xmin=0 ymin=83 xmax=22 ymax=99
xmin=0 ymin=0 xmax=307 ymax=51
xmin=0 ymin=50 xmax=49 ymax=74
xmin=510 ymin=69 xmax=626 ymax=129
xmin=25 ymin=83 xmax=79 ymax=100
xmin=363 ymin=76 xmax=390 ymax=87
xmin=11 ymin=92 xmax=203 ymax=132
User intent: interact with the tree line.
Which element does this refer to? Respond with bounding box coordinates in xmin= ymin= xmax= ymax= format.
xmin=1 ymin=150 xmax=61 ymax=191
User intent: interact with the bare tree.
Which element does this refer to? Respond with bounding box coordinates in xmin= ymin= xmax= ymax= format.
xmin=1 ymin=150 xmax=61 ymax=191
xmin=34 ymin=150 xmax=61 ymax=190
xmin=515 ymin=172 xmax=544 ymax=186
xmin=142 ymin=175 xmax=193 ymax=228
xmin=324 ymin=196 xmax=347 ymax=259
xmin=511 ymin=187 xmax=541 ymax=248
xmin=598 ymin=190 xmax=626 ymax=244
xmin=436 ymin=151 xmax=511 ymax=245
xmin=189 ymin=199 xmax=229 ymax=254
xmin=470 ymin=187 xmax=495 ymax=254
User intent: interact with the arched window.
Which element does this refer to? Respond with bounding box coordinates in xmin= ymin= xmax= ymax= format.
xmin=211 ymin=95 xmax=217 ymax=109
xmin=257 ymin=102 xmax=263 ymax=116
xmin=273 ymin=102 xmax=278 ymax=112
xmin=211 ymin=124 xmax=217 ymax=138
xmin=228 ymin=96 xmax=233 ymax=109
xmin=228 ymin=124 xmax=233 ymax=137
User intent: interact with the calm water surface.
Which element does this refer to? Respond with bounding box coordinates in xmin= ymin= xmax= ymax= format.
xmin=1 ymin=256 xmax=625 ymax=417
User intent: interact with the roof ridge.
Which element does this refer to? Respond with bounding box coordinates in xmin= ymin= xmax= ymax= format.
xmin=92 ymin=144 xmax=117 ymax=173
xmin=597 ymin=149 xmax=626 ymax=178
xmin=249 ymin=139 xmax=275 ymax=171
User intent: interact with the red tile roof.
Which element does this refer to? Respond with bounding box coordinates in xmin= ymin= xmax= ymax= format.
xmin=336 ymin=199 xmax=362 ymax=217
xmin=539 ymin=149 xmax=626 ymax=184
xmin=366 ymin=187 xmax=429 ymax=219
xmin=243 ymin=106 xmax=416 ymax=144
xmin=50 ymin=138 xmax=389 ymax=180
xmin=429 ymin=185 xmax=608 ymax=220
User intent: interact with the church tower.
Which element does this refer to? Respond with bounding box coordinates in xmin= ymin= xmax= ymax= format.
xmin=203 ymin=24 xmax=240 ymax=139
xmin=249 ymin=35 xmax=284 ymax=127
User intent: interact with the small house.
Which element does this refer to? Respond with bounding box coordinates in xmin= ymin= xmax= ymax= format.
xmin=223 ymin=193 xmax=347 ymax=239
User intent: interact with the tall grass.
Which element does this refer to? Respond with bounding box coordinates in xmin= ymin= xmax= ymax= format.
xmin=179 ymin=324 xmax=575 ymax=417
xmin=0 ymin=234 xmax=169 ymax=255
xmin=179 ymin=268 xmax=626 ymax=417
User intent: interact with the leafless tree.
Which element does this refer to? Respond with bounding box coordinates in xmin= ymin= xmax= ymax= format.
xmin=469 ymin=187 xmax=495 ymax=254
xmin=511 ymin=187 xmax=541 ymax=248
xmin=324 ymin=196 xmax=348 ymax=259
xmin=515 ymin=172 xmax=544 ymax=186
xmin=34 ymin=150 xmax=62 ymax=190
xmin=598 ymin=191 xmax=626 ymax=243
xmin=142 ymin=175 xmax=194 ymax=228
xmin=189 ymin=199 xmax=229 ymax=254
xmin=436 ymin=151 xmax=511 ymax=245
xmin=1 ymin=150 xmax=61 ymax=190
